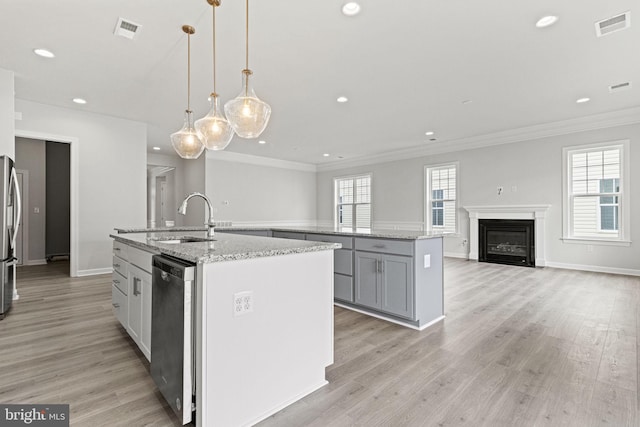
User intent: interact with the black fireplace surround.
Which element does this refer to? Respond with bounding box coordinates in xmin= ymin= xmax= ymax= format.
xmin=479 ymin=219 xmax=535 ymax=267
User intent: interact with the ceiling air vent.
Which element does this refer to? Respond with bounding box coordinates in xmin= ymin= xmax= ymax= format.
xmin=114 ymin=17 xmax=142 ymax=40
xmin=595 ymin=11 xmax=630 ymax=37
xmin=609 ymin=82 xmax=632 ymax=93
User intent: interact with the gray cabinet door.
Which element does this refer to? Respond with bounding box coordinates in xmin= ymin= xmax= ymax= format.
xmin=355 ymin=252 xmax=380 ymax=309
xmin=381 ymin=254 xmax=414 ymax=319
xmin=334 ymin=274 xmax=353 ymax=302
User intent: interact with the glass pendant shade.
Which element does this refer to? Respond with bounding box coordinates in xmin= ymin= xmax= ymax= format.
xmin=224 ymin=70 xmax=271 ymax=139
xmin=195 ymin=94 xmax=234 ymax=150
xmin=171 ymin=110 xmax=205 ymax=159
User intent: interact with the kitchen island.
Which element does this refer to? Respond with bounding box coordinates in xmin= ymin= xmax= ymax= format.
xmin=111 ymin=230 xmax=339 ymax=426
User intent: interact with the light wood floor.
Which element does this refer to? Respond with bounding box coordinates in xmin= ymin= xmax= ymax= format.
xmin=1 ymin=260 xmax=638 ymax=426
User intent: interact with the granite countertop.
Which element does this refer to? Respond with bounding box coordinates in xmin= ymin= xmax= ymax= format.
xmin=111 ymin=230 xmax=340 ymax=264
xmin=114 ymin=225 xmax=446 ymax=240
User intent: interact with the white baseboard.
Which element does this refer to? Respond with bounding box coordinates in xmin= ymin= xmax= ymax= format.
xmin=230 ymin=220 xmax=318 ymax=228
xmin=77 ymin=267 xmax=113 ymax=277
xmin=545 ymin=262 xmax=640 ymax=277
xmin=21 ymin=259 xmax=48 ymax=266
xmin=373 ymin=221 xmax=424 ymax=231
xmin=444 ymin=252 xmax=468 ymax=259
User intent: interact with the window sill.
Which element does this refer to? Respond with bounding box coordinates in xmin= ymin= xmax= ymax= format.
xmin=561 ymin=237 xmax=631 ymax=247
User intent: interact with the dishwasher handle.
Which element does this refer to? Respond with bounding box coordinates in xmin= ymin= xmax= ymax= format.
xmin=152 ymin=255 xmax=196 ymax=282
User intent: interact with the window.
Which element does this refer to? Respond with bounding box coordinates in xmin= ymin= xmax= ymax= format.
xmin=335 ymin=174 xmax=371 ymax=230
xmin=425 ymin=164 xmax=457 ymax=233
xmin=563 ymin=141 xmax=630 ymax=243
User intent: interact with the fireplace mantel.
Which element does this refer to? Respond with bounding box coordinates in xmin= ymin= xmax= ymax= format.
xmin=464 ymin=205 xmax=550 ymax=266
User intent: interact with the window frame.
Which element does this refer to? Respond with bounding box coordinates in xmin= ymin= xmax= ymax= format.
xmin=562 ymin=140 xmax=630 ymax=246
xmin=334 ymin=173 xmax=372 ymax=230
xmin=424 ymin=162 xmax=459 ymax=234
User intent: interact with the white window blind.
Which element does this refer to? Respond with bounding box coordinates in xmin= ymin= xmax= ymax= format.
xmin=568 ymin=146 xmax=623 ymax=239
xmin=426 ymin=164 xmax=457 ymax=233
xmin=564 ymin=142 xmax=630 ymax=241
xmin=335 ymin=175 xmax=371 ymax=230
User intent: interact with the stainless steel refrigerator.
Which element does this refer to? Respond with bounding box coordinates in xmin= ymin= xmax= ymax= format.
xmin=0 ymin=155 xmax=21 ymax=320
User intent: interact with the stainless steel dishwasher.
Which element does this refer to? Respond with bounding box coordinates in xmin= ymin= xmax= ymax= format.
xmin=151 ymin=255 xmax=196 ymax=425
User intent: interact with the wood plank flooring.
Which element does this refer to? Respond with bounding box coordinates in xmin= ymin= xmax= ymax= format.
xmin=1 ymin=259 xmax=638 ymax=426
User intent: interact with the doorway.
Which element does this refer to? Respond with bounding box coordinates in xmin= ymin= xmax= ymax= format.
xmin=14 ymin=138 xmax=71 ymax=275
xmin=147 ymin=165 xmax=176 ymax=228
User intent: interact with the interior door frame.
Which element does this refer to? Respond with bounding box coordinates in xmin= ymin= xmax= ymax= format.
xmin=14 ymin=130 xmax=78 ymax=277
xmin=15 ymin=169 xmax=28 ymax=266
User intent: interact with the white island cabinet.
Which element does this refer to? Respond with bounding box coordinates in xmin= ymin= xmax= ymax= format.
xmin=111 ymin=229 xmax=338 ymax=426
xmin=112 ymin=240 xmax=156 ymax=360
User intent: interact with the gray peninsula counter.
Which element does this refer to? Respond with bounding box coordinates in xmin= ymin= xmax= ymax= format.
xmin=110 ymin=226 xmax=444 ymax=426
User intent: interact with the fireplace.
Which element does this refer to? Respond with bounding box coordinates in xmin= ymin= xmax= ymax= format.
xmin=479 ymin=219 xmax=535 ymax=267
xmin=464 ymin=205 xmax=549 ymax=267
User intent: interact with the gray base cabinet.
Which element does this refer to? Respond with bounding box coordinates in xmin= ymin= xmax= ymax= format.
xmin=305 ymin=233 xmax=355 ymax=303
xmin=355 ymin=251 xmax=414 ymax=319
xmin=246 ymin=229 xmax=443 ymax=329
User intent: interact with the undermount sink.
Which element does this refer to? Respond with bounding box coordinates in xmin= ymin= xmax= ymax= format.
xmin=155 ymin=237 xmax=216 ymax=244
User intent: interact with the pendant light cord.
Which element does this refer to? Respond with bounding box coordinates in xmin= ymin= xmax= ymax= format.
xmin=245 ymin=0 xmax=249 ymax=71
xmin=187 ymin=30 xmax=192 ymax=111
xmin=212 ymin=4 xmax=217 ymax=95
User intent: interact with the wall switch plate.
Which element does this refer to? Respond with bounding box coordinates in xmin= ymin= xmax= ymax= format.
xmin=233 ymin=291 xmax=254 ymax=316
xmin=34 ymin=207 xmax=40 ymax=214
xmin=424 ymin=254 xmax=431 ymax=268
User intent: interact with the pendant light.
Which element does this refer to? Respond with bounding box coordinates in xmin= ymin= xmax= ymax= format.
xmin=195 ymin=0 xmax=234 ymax=150
xmin=171 ymin=25 xmax=205 ymax=159
xmin=224 ymin=0 xmax=271 ymax=139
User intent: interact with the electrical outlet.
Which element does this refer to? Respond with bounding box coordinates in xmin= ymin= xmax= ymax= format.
xmin=424 ymin=254 xmax=431 ymax=268
xmin=497 ymin=186 xmax=504 ymax=195
xmin=233 ymin=291 xmax=254 ymax=316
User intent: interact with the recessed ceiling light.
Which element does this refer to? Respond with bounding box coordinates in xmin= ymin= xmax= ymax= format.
xmin=152 ymin=146 xmax=161 ymax=151
xmin=576 ymin=97 xmax=590 ymax=104
xmin=33 ymin=48 xmax=55 ymax=58
xmin=425 ymin=131 xmax=435 ymax=136
xmin=72 ymin=98 xmax=87 ymax=105
xmin=337 ymin=96 xmax=349 ymax=103
xmin=258 ymin=140 xmax=266 ymax=144
xmin=342 ymin=2 xmax=361 ymax=16
xmin=323 ymin=153 xmax=330 ymax=157
xmin=536 ymin=16 xmax=558 ymax=28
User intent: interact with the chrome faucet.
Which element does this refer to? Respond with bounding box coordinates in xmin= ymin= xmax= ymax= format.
xmin=178 ymin=192 xmax=216 ymax=237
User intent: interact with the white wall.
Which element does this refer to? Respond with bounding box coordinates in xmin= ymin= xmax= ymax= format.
xmin=0 ymin=68 xmax=14 ymax=158
xmin=204 ymin=152 xmax=317 ymax=227
xmin=317 ymin=123 xmax=640 ymax=274
xmin=15 ymin=137 xmax=46 ymax=262
xmin=15 ymin=99 xmax=147 ymax=275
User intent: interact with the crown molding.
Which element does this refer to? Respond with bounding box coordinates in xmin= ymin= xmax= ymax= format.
xmin=206 ymin=150 xmax=317 ymax=172
xmin=317 ymin=106 xmax=640 ymax=172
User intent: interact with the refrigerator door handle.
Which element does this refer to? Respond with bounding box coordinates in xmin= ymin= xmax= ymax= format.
xmin=9 ymin=167 xmax=21 ymax=248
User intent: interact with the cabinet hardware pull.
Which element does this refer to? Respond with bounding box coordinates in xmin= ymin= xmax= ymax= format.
xmin=112 ymin=303 xmax=120 ymax=308
xmin=133 ymin=277 xmax=141 ymax=296
xmin=113 ymin=280 xmax=119 ymax=285
xmin=113 ymin=263 xmax=120 ymax=268
xmin=373 ymin=244 xmax=385 ymax=249
xmin=114 ymin=247 xmax=121 ymax=251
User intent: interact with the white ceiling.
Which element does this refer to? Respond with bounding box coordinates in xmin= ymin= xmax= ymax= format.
xmin=1 ymin=0 xmax=638 ymax=165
